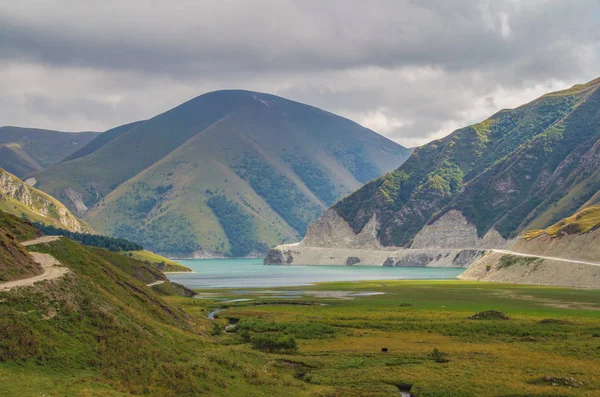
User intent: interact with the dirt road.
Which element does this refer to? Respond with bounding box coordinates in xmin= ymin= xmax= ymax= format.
xmin=491 ymin=249 xmax=600 ymax=267
xmin=0 ymin=236 xmax=68 ymax=291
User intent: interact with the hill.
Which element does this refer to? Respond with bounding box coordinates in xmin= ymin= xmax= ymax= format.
xmin=32 ymin=90 xmax=411 ymax=256
xmin=0 ymin=210 xmax=324 ymax=396
xmin=0 ymin=168 xmax=89 ymax=233
xmin=0 ymin=126 xmax=99 ymax=177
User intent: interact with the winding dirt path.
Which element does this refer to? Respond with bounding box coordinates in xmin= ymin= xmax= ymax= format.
xmin=146 ymin=280 xmax=166 ymax=287
xmin=21 ymin=235 xmax=62 ymax=246
xmin=491 ymin=249 xmax=600 ymax=267
xmin=0 ymin=236 xmax=68 ymax=291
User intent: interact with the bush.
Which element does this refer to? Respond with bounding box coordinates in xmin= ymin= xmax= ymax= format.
xmin=33 ymin=223 xmax=143 ymax=251
xmin=428 ymin=348 xmax=450 ymax=363
xmin=250 ymin=335 xmax=298 ymax=354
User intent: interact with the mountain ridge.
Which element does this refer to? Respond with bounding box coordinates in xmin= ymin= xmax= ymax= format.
xmin=0 ymin=126 xmax=99 ymax=177
xmin=31 ymin=90 xmax=411 ymax=256
xmin=266 ymin=76 xmax=600 ymax=268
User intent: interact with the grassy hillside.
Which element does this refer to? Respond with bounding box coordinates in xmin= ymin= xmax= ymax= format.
xmin=123 ymin=250 xmax=192 ymax=273
xmin=334 ymin=77 xmax=600 ymax=247
xmin=0 ymin=126 xmax=99 ymax=176
xmin=522 ymin=205 xmax=600 ymax=240
xmin=0 ymin=168 xmax=89 ymax=233
xmin=0 ymin=215 xmax=316 ymax=396
xmin=0 ymin=211 xmax=41 ymax=281
xmin=33 ymin=90 xmax=411 ymax=256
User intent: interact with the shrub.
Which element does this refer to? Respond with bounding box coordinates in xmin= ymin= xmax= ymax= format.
xmin=428 ymin=348 xmax=450 ymax=363
xmin=250 ymin=335 xmax=298 ymax=354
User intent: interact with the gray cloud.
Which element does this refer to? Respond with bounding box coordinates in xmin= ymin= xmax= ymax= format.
xmin=0 ymin=0 xmax=599 ymax=146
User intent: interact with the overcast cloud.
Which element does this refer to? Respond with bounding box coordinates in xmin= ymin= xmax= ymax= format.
xmin=0 ymin=0 xmax=599 ymax=146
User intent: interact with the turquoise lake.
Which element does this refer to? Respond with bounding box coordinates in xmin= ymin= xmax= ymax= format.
xmin=166 ymin=258 xmax=465 ymax=289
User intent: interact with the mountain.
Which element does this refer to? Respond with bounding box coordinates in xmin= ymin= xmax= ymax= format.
xmin=31 ymin=90 xmax=411 ymax=256
xmin=266 ymin=77 xmax=600 ymax=265
xmin=0 ymin=168 xmax=89 ymax=232
xmin=0 ymin=126 xmax=99 ymax=177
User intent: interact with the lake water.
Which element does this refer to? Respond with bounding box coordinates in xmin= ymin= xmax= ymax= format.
xmin=166 ymin=258 xmax=465 ymax=289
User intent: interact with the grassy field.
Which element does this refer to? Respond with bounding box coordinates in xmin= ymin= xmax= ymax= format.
xmin=122 ymin=250 xmax=192 ymax=272
xmin=165 ymin=280 xmax=600 ymax=396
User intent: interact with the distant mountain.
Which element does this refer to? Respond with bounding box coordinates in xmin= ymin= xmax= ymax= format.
xmin=0 ymin=168 xmax=89 ymax=233
xmin=32 ymin=90 xmax=411 ymax=256
xmin=0 ymin=127 xmax=99 ymax=177
xmin=268 ymin=77 xmax=600 ymax=265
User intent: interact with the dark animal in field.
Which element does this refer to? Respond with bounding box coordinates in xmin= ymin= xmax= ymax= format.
xmin=381 ymin=348 xmax=388 ymax=353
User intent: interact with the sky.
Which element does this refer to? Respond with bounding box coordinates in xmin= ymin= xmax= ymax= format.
xmin=1 ymin=1 xmax=599 ymax=147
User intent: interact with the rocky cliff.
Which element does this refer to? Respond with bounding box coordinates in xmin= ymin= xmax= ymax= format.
xmin=0 ymin=169 xmax=89 ymax=233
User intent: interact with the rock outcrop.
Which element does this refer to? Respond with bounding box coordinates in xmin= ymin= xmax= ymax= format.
xmin=264 ymin=243 xmax=485 ymax=268
xmin=411 ymin=211 xmax=509 ymax=249
xmin=265 ymin=209 xmax=492 ymax=267
xmin=0 ymin=169 xmax=89 ymax=233
xmin=301 ymin=208 xmax=380 ymax=249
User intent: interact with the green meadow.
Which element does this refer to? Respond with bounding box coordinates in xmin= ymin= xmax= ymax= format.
xmin=169 ymin=280 xmax=600 ymax=396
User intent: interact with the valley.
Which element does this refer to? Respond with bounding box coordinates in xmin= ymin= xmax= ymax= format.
xmin=0 ymin=72 xmax=599 ymax=397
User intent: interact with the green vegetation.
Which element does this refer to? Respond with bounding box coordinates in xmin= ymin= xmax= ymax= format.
xmin=3 ymin=210 xmax=600 ymax=396
xmin=33 ymin=222 xmax=143 ymax=251
xmin=233 ymin=153 xmax=321 ymax=235
xmin=283 ymin=154 xmax=337 ymax=205
xmin=331 ymin=144 xmax=383 ymax=183
xmin=123 ymin=250 xmax=191 ymax=272
xmin=498 ymin=255 xmax=541 ymax=269
xmin=523 ymin=205 xmax=600 ymax=240
xmin=335 ymin=77 xmax=600 ymax=246
xmin=250 ymin=335 xmax=298 ymax=354
xmin=178 ymin=279 xmax=600 ymax=396
xmin=207 ymin=194 xmax=261 ymax=256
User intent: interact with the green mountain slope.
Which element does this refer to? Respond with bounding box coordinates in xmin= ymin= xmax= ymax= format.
xmin=333 ymin=77 xmax=600 ymax=247
xmin=0 ymin=212 xmax=318 ymax=396
xmin=33 ymin=90 xmax=411 ymax=256
xmin=0 ymin=168 xmax=89 ymax=233
xmin=0 ymin=126 xmax=99 ymax=177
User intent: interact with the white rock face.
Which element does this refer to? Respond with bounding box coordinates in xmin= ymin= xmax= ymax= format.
xmin=411 ymin=210 xmax=509 ymax=249
xmin=264 ymin=245 xmax=484 ymax=267
xmin=64 ymin=187 xmax=89 ymax=216
xmin=265 ymin=209 xmax=507 ymax=267
xmin=301 ymin=208 xmax=381 ymax=249
xmin=0 ymin=169 xmax=88 ymax=233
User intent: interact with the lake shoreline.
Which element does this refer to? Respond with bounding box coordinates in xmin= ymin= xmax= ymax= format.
xmin=166 ymin=257 xmax=465 ymax=289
